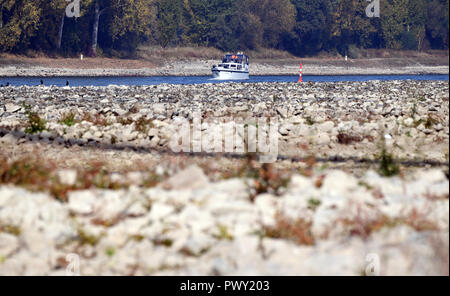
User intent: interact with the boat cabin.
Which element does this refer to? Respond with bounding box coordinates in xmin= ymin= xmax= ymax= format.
xmin=221 ymin=54 xmax=249 ymax=65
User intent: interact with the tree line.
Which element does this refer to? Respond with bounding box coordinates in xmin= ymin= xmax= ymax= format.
xmin=0 ymin=0 xmax=448 ymax=57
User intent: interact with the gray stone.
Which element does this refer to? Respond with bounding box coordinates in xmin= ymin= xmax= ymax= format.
xmin=161 ymin=165 xmax=209 ymax=190
xmin=57 ymin=169 xmax=78 ymax=186
xmin=315 ymin=133 xmax=330 ymax=145
xmin=5 ymin=103 xmax=21 ymax=113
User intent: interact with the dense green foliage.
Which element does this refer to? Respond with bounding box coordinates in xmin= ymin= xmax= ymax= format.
xmin=0 ymin=0 xmax=448 ymax=57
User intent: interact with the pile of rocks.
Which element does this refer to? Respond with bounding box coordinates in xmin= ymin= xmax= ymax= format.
xmin=0 ymin=165 xmax=448 ymax=275
xmin=0 ymin=80 xmax=448 ymax=162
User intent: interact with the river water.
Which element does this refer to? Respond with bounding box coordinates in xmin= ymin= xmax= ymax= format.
xmin=0 ymin=74 xmax=448 ymax=87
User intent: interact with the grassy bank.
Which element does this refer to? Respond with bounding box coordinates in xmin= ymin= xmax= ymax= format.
xmin=1 ymin=47 xmax=448 ymax=68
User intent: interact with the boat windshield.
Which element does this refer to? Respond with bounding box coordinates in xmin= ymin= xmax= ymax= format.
xmin=222 ymin=54 xmax=248 ymax=64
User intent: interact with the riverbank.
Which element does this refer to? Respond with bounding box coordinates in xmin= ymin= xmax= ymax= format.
xmin=0 ymin=52 xmax=448 ymax=77
xmin=0 ymin=80 xmax=448 ymax=275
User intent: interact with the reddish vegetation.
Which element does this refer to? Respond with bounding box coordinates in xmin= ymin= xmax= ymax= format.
xmin=0 ymin=154 xmax=159 ymax=201
xmin=335 ymin=205 xmax=439 ymax=239
xmin=337 ymin=132 xmax=374 ymax=145
xmin=81 ymin=112 xmax=111 ymax=126
xmin=233 ymin=156 xmax=291 ymax=202
xmin=264 ymin=215 xmax=315 ymax=246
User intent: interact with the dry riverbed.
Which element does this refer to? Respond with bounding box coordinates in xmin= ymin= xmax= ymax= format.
xmin=0 ymin=80 xmax=448 ymax=275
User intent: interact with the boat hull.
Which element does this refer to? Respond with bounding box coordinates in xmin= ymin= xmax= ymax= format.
xmin=212 ymin=69 xmax=249 ymax=80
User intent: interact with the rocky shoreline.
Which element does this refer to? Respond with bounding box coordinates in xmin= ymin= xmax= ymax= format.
xmin=0 ymin=80 xmax=448 ymax=275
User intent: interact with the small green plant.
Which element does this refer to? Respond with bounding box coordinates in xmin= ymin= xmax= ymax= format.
xmin=59 ymin=111 xmax=77 ymax=126
xmin=129 ymin=234 xmax=145 ymax=242
xmin=375 ymin=131 xmax=399 ymax=177
xmin=378 ymin=148 xmax=399 ymax=177
xmin=153 ymin=238 xmax=173 ymax=247
xmin=105 ymin=246 xmax=116 ymax=257
xmin=0 ymin=223 xmax=21 ymax=236
xmin=117 ymin=117 xmax=133 ymax=125
xmin=135 ymin=117 xmax=154 ymax=134
xmin=424 ymin=114 xmax=439 ymax=129
xmin=410 ymin=103 xmax=418 ymax=118
xmin=110 ymin=135 xmax=117 ymax=145
xmin=24 ymin=106 xmax=46 ymax=134
xmin=413 ymin=119 xmax=423 ymax=127
xmin=213 ymin=225 xmax=234 ymax=241
xmin=305 ymin=116 xmax=315 ymax=126
xmin=76 ymin=227 xmax=101 ymax=246
xmin=307 ymin=198 xmax=321 ymax=211
xmin=358 ymin=181 xmax=374 ymax=190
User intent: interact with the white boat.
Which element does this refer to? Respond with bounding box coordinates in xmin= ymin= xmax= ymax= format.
xmin=211 ymin=53 xmax=249 ymax=80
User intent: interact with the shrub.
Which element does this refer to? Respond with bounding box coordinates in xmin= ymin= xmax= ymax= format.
xmin=378 ymin=148 xmax=399 ymax=177
xmin=0 ymin=223 xmax=21 ymax=236
xmin=0 ymin=155 xmax=52 ymax=188
xmin=81 ymin=112 xmax=110 ymax=126
xmin=243 ymin=157 xmax=290 ymax=201
xmin=76 ymin=227 xmax=101 ymax=246
xmin=410 ymin=102 xmax=418 ymax=118
xmin=0 ymin=155 xmax=161 ymax=201
xmin=424 ymin=113 xmax=440 ymax=129
xmin=59 ymin=111 xmax=77 ymax=126
xmin=213 ymin=225 xmax=234 ymax=241
xmin=24 ymin=106 xmax=46 ymax=134
xmin=305 ymin=116 xmax=315 ymax=126
xmin=135 ymin=117 xmax=154 ymax=134
xmin=263 ymin=214 xmax=315 ymax=245
xmin=307 ymin=198 xmax=321 ymax=210
xmin=117 ymin=117 xmax=133 ymax=125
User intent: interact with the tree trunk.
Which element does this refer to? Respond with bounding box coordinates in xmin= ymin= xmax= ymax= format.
xmin=91 ymin=1 xmax=100 ymax=56
xmin=417 ymin=28 xmax=425 ymax=52
xmin=57 ymin=13 xmax=65 ymax=50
